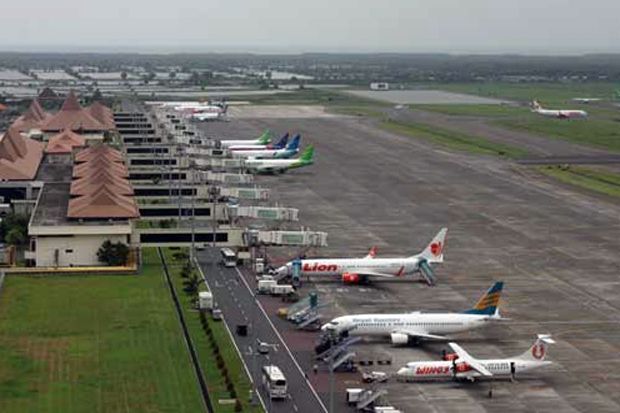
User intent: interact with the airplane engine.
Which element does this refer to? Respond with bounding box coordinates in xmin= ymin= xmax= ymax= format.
xmin=390 ymin=333 xmax=409 ymax=346
xmin=342 ymin=273 xmax=360 ymax=284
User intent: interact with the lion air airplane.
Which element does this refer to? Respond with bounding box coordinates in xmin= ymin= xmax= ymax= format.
xmin=397 ymin=334 xmax=555 ymax=381
xmin=321 ymin=282 xmax=505 ymax=345
xmin=531 ymin=100 xmax=588 ymax=119
xmin=275 ymin=228 xmax=447 ymax=285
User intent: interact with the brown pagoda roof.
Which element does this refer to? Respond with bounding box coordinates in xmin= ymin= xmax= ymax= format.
xmin=67 ymin=144 xmax=138 ymax=219
xmin=45 ymin=130 xmax=86 ymax=154
xmin=67 ymin=187 xmax=139 ymax=219
xmin=87 ymin=101 xmax=115 ymax=130
xmin=70 ymin=169 xmax=134 ymax=196
xmin=11 ymin=99 xmax=51 ymax=132
xmin=41 ymin=91 xmax=109 ymax=132
xmin=72 ymin=157 xmax=128 ymax=178
xmin=74 ymin=144 xmax=123 ymax=163
xmin=0 ymin=127 xmax=44 ymax=180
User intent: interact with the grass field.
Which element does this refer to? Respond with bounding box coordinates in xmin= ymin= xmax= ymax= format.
xmin=410 ymin=103 xmax=529 ymax=117
xmin=536 ymin=165 xmax=620 ymax=198
xmin=433 ymin=82 xmax=620 ymax=105
xmin=495 ymin=117 xmax=620 ymax=153
xmin=380 ymin=118 xmax=529 ymax=159
xmin=162 ymin=248 xmax=261 ymax=413
xmin=0 ymin=249 xmax=205 ymax=413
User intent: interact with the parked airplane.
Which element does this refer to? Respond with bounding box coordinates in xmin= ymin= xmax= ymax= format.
xmin=233 ymin=135 xmax=301 ymax=159
xmin=220 ymin=130 xmax=271 ymax=148
xmin=531 ymin=100 xmax=588 ymax=119
xmin=321 ymin=282 xmax=505 ymax=345
xmin=275 ymin=228 xmax=448 ymax=285
xmin=397 ymin=334 xmax=555 ymax=381
xmin=244 ymin=145 xmax=314 ymax=174
xmin=571 ymin=98 xmax=601 ymax=104
xmin=191 ymin=111 xmax=224 ymax=121
xmin=228 ymin=133 xmax=289 ymax=151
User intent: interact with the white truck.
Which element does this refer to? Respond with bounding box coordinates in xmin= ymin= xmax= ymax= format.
xmin=257 ymin=279 xmax=295 ymax=296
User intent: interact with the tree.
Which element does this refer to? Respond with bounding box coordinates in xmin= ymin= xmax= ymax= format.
xmin=5 ymin=227 xmax=26 ymax=246
xmin=97 ymin=240 xmax=129 ymax=266
xmin=120 ymin=71 xmax=128 ymax=81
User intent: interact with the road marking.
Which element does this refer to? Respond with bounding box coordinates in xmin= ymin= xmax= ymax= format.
xmin=235 ymin=266 xmax=329 ymax=413
xmin=194 ymin=257 xmax=267 ymax=412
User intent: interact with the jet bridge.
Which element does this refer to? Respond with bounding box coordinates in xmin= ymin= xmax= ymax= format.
xmin=198 ymin=171 xmax=254 ymax=184
xmin=418 ymin=259 xmax=437 ymax=286
xmin=228 ymin=205 xmax=299 ymax=222
xmin=244 ymin=230 xmax=328 ymax=247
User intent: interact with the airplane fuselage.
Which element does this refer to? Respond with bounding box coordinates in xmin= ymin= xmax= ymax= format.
xmin=234 ymin=148 xmax=297 ymax=159
xmin=221 ymin=139 xmax=265 ymax=148
xmin=534 ymin=108 xmax=587 ymax=119
xmin=398 ymin=358 xmax=551 ymax=381
xmin=281 ymin=257 xmax=422 ymax=278
xmin=328 ymin=312 xmax=490 ymax=337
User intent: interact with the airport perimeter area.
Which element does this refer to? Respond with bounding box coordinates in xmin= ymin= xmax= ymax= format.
xmin=196 ymin=106 xmax=620 ymax=413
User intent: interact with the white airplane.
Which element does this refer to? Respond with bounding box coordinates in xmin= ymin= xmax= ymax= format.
xmin=220 ymin=130 xmax=271 ymax=148
xmin=191 ymin=111 xmax=223 ymax=121
xmin=531 ymin=100 xmax=588 ymax=119
xmin=321 ymin=282 xmax=505 ymax=345
xmin=229 ymin=133 xmax=289 ymax=151
xmin=397 ymin=334 xmax=555 ymax=382
xmin=571 ymin=98 xmax=602 ymax=104
xmin=275 ymin=228 xmax=448 ymax=285
xmin=233 ymin=135 xmax=300 ymax=159
xmin=244 ymin=145 xmax=314 ymax=174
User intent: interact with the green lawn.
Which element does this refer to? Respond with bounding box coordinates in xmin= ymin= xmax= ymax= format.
xmin=162 ymin=248 xmax=261 ymax=413
xmin=536 ymin=166 xmax=620 ymax=198
xmin=379 ymin=119 xmax=529 ymax=159
xmin=410 ymin=104 xmax=529 ymax=117
xmin=495 ymin=117 xmax=620 ymax=153
xmin=433 ymin=82 xmax=620 ymax=105
xmin=0 ymin=249 xmax=204 ymax=413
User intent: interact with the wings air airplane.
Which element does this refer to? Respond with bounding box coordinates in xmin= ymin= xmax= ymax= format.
xmin=397 ymin=334 xmax=555 ymax=382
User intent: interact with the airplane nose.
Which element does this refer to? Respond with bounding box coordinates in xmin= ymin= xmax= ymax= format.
xmin=396 ymin=367 xmax=411 ymax=376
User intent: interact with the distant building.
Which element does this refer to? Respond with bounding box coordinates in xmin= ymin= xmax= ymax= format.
xmin=370 ymin=82 xmax=389 ymax=91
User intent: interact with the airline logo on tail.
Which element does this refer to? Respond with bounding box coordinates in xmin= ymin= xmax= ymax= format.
xmin=430 ymin=242 xmax=443 ymax=257
xmin=462 ymin=281 xmax=504 ymax=316
xmin=532 ymin=343 xmax=545 ymax=360
xmin=258 ymin=130 xmax=272 ymax=145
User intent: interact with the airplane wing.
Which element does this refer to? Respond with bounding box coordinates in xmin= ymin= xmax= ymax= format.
xmin=353 ymin=266 xmax=405 ymax=279
xmin=448 ymin=342 xmax=493 ymax=377
xmin=393 ymin=330 xmax=447 ymax=341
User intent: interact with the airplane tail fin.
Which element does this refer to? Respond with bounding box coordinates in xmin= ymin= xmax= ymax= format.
xmin=273 ymin=133 xmax=289 ymax=149
xmin=531 ymin=100 xmax=542 ymax=111
xmin=299 ymin=145 xmax=314 ymax=163
xmin=258 ymin=130 xmax=272 ymax=145
xmin=462 ymin=282 xmax=504 ymax=316
xmin=287 ymin=134 xmax=301 ymax=150
xmin=415 ymin=228 xmax=447 ymax=263
xmin=517 ymin=334 xmax=555 ymax=362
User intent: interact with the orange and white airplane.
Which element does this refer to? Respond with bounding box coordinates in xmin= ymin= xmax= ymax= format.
xmin=397 ymin=334 xmax=555 ymax=381
xmin=531 ymin=100 xmax=587 ymax=119
xmin=275 ymin=228 xmax=447 ymax=285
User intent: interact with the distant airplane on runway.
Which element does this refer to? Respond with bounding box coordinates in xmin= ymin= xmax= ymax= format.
xmin=530 ymin=100 xmax=588 ymax=119
xmin=397 ymin=334 xmax=555 ymax=382
xmin=571 ymin=98 xmax=601 ymax=104
xmin=321 ymin=282 xmax=506 ymax=345
xmin=275 ymin=228 xmax=448 ymax=285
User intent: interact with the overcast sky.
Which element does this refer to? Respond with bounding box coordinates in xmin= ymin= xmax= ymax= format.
xmin=0 ymin=0 xmax=618 ymax=54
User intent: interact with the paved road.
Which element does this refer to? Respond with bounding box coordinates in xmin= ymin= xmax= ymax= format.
xmin=196 ymin=249 xmax=327 ymax=413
